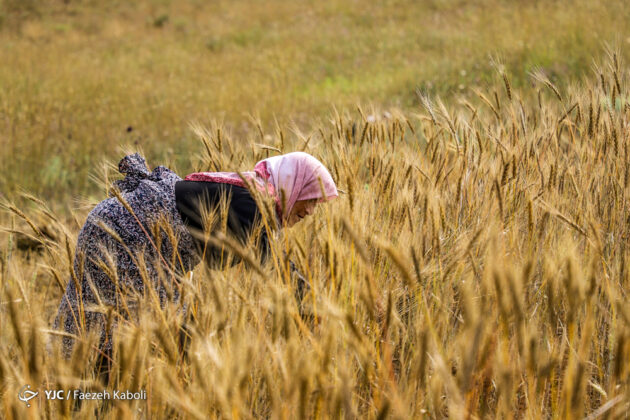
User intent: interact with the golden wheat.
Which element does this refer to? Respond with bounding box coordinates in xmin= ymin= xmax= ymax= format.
xmin=2 ymin=50 xmax=630 ymax=418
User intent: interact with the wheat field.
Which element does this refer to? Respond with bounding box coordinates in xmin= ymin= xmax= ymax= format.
xmin=2 ymin=49 xmax=630 ymax=418
xmin=3 ymin=1 xmax=630 ymax=419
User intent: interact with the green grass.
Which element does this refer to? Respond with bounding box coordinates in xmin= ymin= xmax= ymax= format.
xmin=0 ymin=0 xmax=629 ymax=207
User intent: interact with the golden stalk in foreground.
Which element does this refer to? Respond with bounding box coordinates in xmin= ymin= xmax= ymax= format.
xmin=2 ymin=52 xmax=630 ymax=418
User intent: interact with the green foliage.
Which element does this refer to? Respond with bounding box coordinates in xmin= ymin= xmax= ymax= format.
xmin=0 ymin=0 xmax=628 ymax=209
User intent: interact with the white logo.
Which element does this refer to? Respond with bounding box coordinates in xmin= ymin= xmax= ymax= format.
xmin=18 ymin=385 xmax=38 ymax=407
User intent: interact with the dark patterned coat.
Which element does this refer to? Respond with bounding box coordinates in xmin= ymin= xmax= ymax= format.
xmin=52 ymin=153 xmax=200 ymax=357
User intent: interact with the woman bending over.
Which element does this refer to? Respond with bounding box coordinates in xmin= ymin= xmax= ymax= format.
xmin=52 ymin=151 xmax=338 ymax=375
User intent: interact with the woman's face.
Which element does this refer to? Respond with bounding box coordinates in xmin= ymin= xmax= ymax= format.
xmin=285 ymin=199 xmax=318 ymax=227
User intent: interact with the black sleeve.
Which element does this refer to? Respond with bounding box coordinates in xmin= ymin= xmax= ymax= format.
xmin=174 ymin=180 xmax=271 ymax=268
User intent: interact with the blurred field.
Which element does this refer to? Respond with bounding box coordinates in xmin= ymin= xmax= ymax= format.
xmin=2 ymin=0 xmax=630 ymax=419
xmin=1 ymin=0 xmax=630 ymax=204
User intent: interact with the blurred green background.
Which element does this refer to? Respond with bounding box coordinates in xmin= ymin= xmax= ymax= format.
xmin=1 ymin=0 xmax=628 ymax=206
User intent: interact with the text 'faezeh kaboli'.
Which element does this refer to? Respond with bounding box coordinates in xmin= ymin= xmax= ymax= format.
xmin=45 ymin=389 xmax=147 ymax=400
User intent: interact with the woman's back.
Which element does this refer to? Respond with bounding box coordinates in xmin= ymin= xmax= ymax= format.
xmin=53 ymin=154 xmax=199 ymax=358
xmin=175 ymin=180 xmax=272 ymax=269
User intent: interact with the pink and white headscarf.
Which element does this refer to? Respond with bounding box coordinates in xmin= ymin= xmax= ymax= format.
xmin=185 ymin=152 xmax=338 ymax=222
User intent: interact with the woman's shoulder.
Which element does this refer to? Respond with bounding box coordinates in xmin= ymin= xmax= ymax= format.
xmin=175 ymin=180 xmax=262 ymax=218
xmin=175 ymin=180 xmax=254 ymax=202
